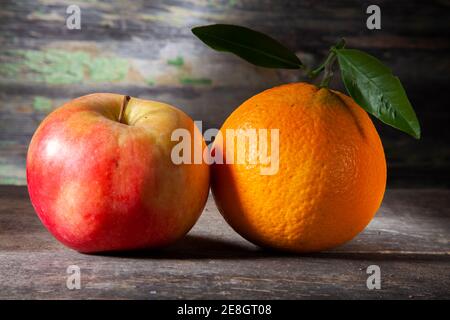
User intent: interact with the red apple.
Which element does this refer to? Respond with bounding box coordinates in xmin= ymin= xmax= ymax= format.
xmin=27 ymin=93 xmax=209 ymax=253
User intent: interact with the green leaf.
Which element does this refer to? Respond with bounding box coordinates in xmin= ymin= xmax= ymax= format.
xmin=335 ymin=49 xmax=421 ymax=139
xmin=192 ymin=24 xmax=303 ymax=69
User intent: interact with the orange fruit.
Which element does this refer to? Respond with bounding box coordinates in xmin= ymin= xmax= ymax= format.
xmin=211 ymin=82 xmax=386 ymax=252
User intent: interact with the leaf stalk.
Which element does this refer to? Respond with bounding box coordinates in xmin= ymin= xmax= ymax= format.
xmin=307 ymin=39 xmax=346 ymax=88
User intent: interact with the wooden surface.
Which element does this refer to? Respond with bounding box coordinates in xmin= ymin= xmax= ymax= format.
xmin=0 ymin=0 xmax=449 ymax=186
xmin=0 ymin=186 xmax=449 ymax=299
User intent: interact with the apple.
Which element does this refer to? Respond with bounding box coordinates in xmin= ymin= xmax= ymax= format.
xmin=27 ymin=93 xmax=210 ymax=253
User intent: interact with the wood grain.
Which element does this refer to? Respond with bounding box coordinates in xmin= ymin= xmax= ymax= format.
xmin=0 ymin=0 xmax=449 ymax=185
xmin=0 ymin=186 xmax=449 ymax=299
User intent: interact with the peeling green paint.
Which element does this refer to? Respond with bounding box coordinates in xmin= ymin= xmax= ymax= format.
xmin=22 ymin=50 xmax=88 ymax=84
xmin=146 ymin=78 xmax=155 ymax=86
xmin=179 ymin=77 xmax=212 ymax=86
xmin=0 ymin=177 xmax=23 ymax=185
xmin=167 ymin=56 xmax=184 ymax=67
xmin=0 ymin=49 xmax=129 ymax=84
xmin=208 ymin=0 xmax=237 ymax=8
xmin=88 ymin=57 xmax=128 ymax=82
xmin=0 ymin=164 xmax=25 ymax=185
xmin=0 ymin=63 xmax=19 ymax=77
xmin=0 ymin=141 xmax=15 ymax=147
xmin=33 ymin=96 xmax=52 ymax=112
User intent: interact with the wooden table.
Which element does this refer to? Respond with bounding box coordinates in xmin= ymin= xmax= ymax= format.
xmin=0 ymin=186 xmax=449 ymax=299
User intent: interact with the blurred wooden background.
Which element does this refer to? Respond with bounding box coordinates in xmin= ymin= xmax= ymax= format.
xmin=0 ymin=0 xmax=449 ymax=186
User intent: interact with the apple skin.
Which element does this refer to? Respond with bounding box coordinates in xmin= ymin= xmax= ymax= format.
xmin=27 ymin=93 xmax=209 ymax=253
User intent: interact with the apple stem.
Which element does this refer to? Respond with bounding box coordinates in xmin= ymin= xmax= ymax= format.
xmin=118 ymin=95 xmax=131 ymax=124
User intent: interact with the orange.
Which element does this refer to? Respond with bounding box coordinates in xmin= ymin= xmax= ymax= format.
xmin=211 ymin=82 xmax=386 ymax=252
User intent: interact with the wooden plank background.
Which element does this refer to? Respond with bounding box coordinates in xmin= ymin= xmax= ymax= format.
xmin=0 ymin=0 xmax=449 ymax=186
